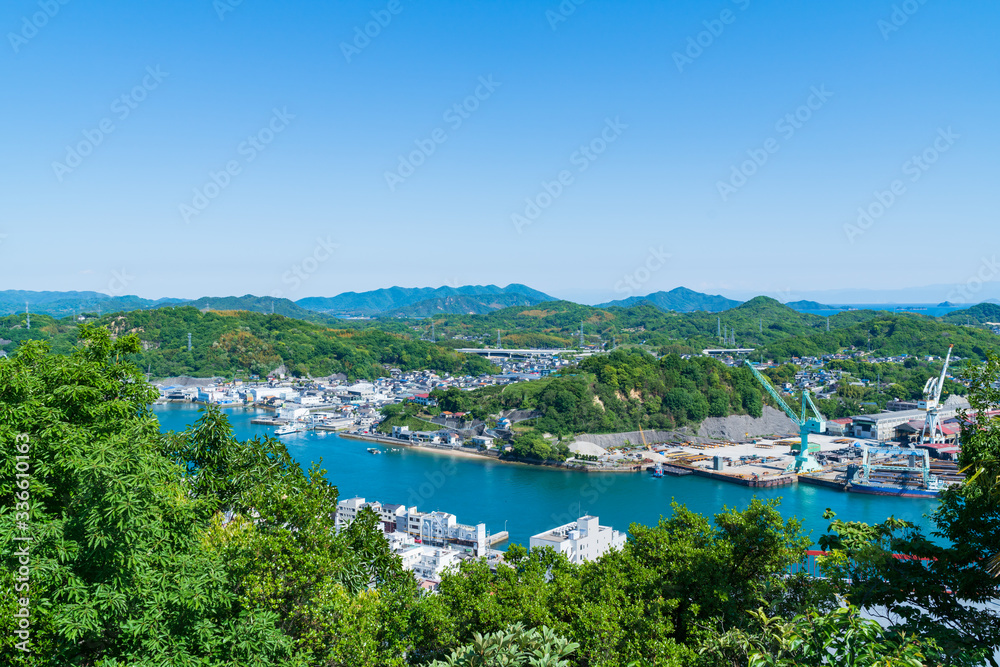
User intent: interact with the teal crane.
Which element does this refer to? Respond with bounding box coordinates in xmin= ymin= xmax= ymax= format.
xmin=743 ymin=360 xmax=826 ymax=473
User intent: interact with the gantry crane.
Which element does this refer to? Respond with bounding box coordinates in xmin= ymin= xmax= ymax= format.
xmin=854 ymin=444 xmax=932 ymax=487
xmin=918 ymin=345 xmax=954 ymax=446
xmin=744 ymin=360 xmax=826 ymax=473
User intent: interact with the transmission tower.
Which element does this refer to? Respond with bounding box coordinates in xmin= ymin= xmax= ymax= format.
xmin=187 ymin=333 xmax=192 ymax=351
xmin=25 ymin=302 xmax=30 ymax=330
xmin=496 ymin=329 xmax=502 ymax=349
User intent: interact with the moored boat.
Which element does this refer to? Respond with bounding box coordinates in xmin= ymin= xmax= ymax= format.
xmin=847 ymin=480 xmax=940 ymax=498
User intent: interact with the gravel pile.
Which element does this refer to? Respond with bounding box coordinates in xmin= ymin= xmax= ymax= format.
xmin=697 ymin=406 xmax=798 ymax=440
xmin=569 ymin=441 xmax=608 ymax=457
xmin=573 ymin=406 xmax=797 ymax=449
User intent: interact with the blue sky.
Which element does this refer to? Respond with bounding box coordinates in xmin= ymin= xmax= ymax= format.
xmin=1 ymin=0 xmax=997 ymax=304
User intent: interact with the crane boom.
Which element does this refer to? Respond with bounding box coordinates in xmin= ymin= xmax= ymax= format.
xmin=803 ymin=390 xmax=825 ymax=422
xmin=933 ymin=344 xmax=954 ymax=404
xmin=743 ymin=361 xmax=800 ymax=424
xmin=743 ymin=360 xmax=823 ymax=473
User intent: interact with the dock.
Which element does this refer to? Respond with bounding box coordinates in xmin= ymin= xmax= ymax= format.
xmin=487 ymin=531 xmax=509 ymax=546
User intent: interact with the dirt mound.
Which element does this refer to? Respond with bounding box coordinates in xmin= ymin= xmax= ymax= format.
xmin=697 ymin=406 xmax=798 ymax=441
xmin=573 ymin=407 xmax=797 ymax=449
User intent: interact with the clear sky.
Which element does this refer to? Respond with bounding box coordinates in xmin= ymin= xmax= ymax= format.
xmin=1 ymin=0 xmax=997 ymax=304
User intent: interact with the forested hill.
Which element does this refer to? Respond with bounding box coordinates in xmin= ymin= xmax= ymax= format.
xmin=402 ymin=297 xmax=999 ymax=361
xmin=0 ymin=307 xmax=495 ymax=380
xmin=296 ymin=283 xmax=553 ymax=316
xmin=429 ymin=349 xmax=765 ymax=437
xmin=596 ymin=286 xmax=741 ymax=312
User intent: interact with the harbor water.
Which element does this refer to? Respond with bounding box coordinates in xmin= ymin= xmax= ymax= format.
xmin=152 ymin=404 xmax=939 ymax=548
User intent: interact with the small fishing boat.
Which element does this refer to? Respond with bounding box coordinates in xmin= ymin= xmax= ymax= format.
xmin=367 ymin=447 xmax=381 ymax=454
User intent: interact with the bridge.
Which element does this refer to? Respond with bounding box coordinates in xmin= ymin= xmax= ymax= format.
xmin=456 ymin=348 xmax=577 ymax=359
xmin=702 ymin=347 xmax=755 ymax=357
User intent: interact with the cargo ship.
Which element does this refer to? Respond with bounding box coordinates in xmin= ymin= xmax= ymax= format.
xmin=847 ymin=477 xmax=943 ymax=498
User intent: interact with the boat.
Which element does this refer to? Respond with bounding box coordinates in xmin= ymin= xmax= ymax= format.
xmin=847 ymin=476 xmax=943 ymax=498
xmin=274 ymin=423 xmax=305 ymax=436
xmin=651 ymin=463 xmax=664 ymax=478
xmin=662 ymin=464 xmax=694 ymax=477
xmin=367 ymin=447 xmax=381 ymax=454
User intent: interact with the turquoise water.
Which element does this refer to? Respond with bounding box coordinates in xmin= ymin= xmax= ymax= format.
xmin=152 ymin=404 xmax=939 ymax=548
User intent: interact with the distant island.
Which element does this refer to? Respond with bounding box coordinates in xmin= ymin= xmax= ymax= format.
xmin=785 ymin=300 xmax=835 ymax=310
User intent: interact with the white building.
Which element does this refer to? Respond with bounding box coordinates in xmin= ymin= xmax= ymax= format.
xmin=399 ymin=509 xmax=487 ymax=556
xmin=278 ymin=406 xmax=310 ymax=421
xmin=250 ymin=387 xmax=296 ymax=401
xmin=397 ymin=544 xmax=462 ymax=582
xmin=529 ymin=515 xmax=626 ymax=564
xmin=297 ymin=394 xmax=325 ymax=407
xmin=335 ymin=497 xmax=488 ymax=556
xmin=344 ymin=382 xmax=376 ymax=402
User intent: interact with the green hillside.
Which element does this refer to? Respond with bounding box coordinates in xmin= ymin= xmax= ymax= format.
xmin=3 ymin=307 xmax=495 ymax=380
xmin=432 ymin=348 xmax=765 ymax=436
xmin=761 ymin=313 xmax=1000 ymax=361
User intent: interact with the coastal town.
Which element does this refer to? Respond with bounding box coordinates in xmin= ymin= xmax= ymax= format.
xmin=333 ymin=496 xmax=624 ymax=589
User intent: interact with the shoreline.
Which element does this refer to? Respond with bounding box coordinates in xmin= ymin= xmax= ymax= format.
xmin=341 ymin=432 xmax=639 ymax=473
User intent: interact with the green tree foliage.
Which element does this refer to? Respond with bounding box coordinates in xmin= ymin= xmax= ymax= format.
xmin=703 ymin=606 xmax=934 ymax=666
xmin=0 ymin=328 xmax=413 ymax=665
xmin=3 ymin=326 xmax=997 ymax=666
xmin=424 ymin=623 xmax=579 ymax=667
xmin=815 ymin=354 xmax=1000 ymax=665
xmin=411 ymin=499 xmax=808 ymax=667
xmin=6 ymin=307 xmax=496 ymax=380
xmin=451 ymin=350 xmax=763 ymax=437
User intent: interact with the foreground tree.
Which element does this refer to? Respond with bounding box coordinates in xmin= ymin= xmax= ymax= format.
xmin=818 ymin=352 xmax=1000 ymax=666
xmin=0 ymin=329 xmax=295 ymax=665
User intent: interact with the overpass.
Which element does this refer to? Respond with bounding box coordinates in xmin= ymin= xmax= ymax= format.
xmin=457 ymin=348 xmax=577 ymax=359
xmin=702 ymin=348 xmax=756 ymax=357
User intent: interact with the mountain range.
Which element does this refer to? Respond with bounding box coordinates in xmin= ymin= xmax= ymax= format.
xmin=1 ymin=283 xmax=995 ymax=319
xmin=293 ymin=284 xmax=551 ymax=316
xmin=597 ymin=287 xmax=741 ymax=312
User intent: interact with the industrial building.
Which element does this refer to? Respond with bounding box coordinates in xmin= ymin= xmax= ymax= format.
xmin=850 ymin=396 xmax=968 ymax=442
